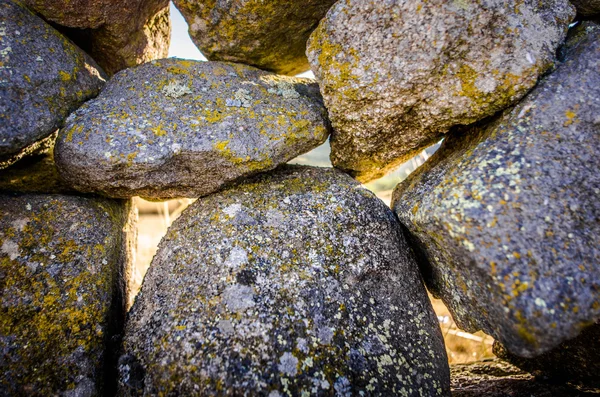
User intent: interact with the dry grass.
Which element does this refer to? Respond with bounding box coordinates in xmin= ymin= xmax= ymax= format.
xmin=132 ymin=192 xmax=494 ymax=365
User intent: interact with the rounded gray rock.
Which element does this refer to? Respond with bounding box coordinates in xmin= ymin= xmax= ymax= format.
xmin=119 ymin=166 xmax=450 ymax=396
xmin=307 ymin=0 xmax=575 ymax=182
xmin=392 ymin=22 xmax=600 ymax=357
xmin=0 ymin=0 xmax=106 ymax=167
xmin=55 ymin=59 xmax=330 ymax=200
xmin=173 ymin=0 xmax=336 ymax=75
xmin=0 ymin=193 xmax=136 ymax=395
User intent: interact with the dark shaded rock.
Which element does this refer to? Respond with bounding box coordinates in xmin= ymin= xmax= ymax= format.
xmin=0 ymin=193 xmax=136 ymax=396
xmin=494 ymin=321 xmax=600 ymax=389
xmin=173 ymin=0 xmax=336 ymax=76
xmin=0 ymin=0 xmax=106 ymax=167
xmin=570 ymin=0 xmax=600 ymax=17
xmin=55 ymin=59 xmax=330 ymax=200
xmin=451 ymin=358 xmax=598 ymax=396
xmin=119 ymin=166 xmax=450 ymax=396
xmin=307 ymin=0 xmax=575 ymax=182
xmin=392 ymin=22 xmax=600 ymax=357
xmin=22 ymin=0 xmax=171 ymax=75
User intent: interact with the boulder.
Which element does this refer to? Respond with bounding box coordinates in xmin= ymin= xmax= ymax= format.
xmin=494 ymin=321 xmax=600 ymax=389
xmin=392 ymin=22 xmax=600 ymax=357
xmin=55 ymin=59 xmax=331 ymax=200
xmin=0 ymin=0 xmax=106 ymax=168
xmin=22 ymin=0 xmax=170 ymax=75
xmin=451 ymin=358 xmax=597 ymax=396
xmin=570 ymin=0 xmax=600 ymax=16
xmin=119 ymin=166 xmax=450 ymax=396
xmin=0 ymin=193 xmax=136 ymax=395
xmin=307 ymin=0 xmax=575 ymax=181
xmin=173 ymin=0 xmax=336 ymax=75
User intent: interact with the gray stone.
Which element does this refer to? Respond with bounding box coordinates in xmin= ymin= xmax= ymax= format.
xmin=494 ymin=321 xmax=600 ymax=389
xmin=173 ymin=0 xmax=336 ymax=76
xmin=392 ymin=21 xmax=600 ymax=357
xmin=0 ymin=193 xmax=136 ymax=396
xmin=307 ymin=0 xmax=575 ymax=182
xmin=23 ymin=0 xmax=171 ymax=76
xmin=55 ymin=59 xmax=331 ymax=200
xmin=451 ymin=358 xmax=598 ymax=396
xmin=0 ymin=0 xmax=106 ymax=167
xmin=119 ymin=166 xmax=450 ymax=396
xmin=570 ymin=0 xmax=600 ymax=16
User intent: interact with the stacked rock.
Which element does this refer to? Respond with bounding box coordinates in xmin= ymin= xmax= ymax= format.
xmin=1 ymin=0 xmax=598 ymax=395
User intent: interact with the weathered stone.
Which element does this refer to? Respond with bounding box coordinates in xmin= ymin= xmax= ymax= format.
xmin=307 ymin=0 xmax=575 ymax=182
xmin=22 ymin=0 xmax=170 ymax=76
xmin=55 ymin=59 xmax=331 ymax=200
xmin=392 ymin=22 xmax=600 ymax=357
xmin=0 ymin=0 xmax=106 ymax=167
xmin=119 ymin=166 xmax=450 ymax=396
xmin=173 ymin=0 xmax=336 ymax=76
xmin=570 ymin=0 xmax=600 ymax=16
xmin=494 ymin=321 xmax=600 ymax=389
xmin=451 ymin=358 xmax=598 ymax=396
xmin=0 ymin=193 xmax=136 ymax=396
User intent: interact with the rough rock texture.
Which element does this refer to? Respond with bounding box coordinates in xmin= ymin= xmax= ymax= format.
xmin=55 ymin=59 xmax=331 ymax=200
xmin=23 ymin=0 xmax=170 ymax=76
xmin=392 ymin=22 xmax=600 ymax=357
xmin=451 ymin=359 xmax=598 ymax=396
xmin=0 ymin=0 xmax=106 ymax=167
xmin=307 ymin=0 xmax=575 ymax=182
xmin=119 ymin=166 xmax=450 ymax=396
xmin=0 ymin=193 xmax=136 ymax=396
xmin=494 ymin=321 xmax=600 ymax=389
xmin=571 ymin=0 xmax=600 ymax=16
xmin=173 ymin=0 xmax=336 ymax=76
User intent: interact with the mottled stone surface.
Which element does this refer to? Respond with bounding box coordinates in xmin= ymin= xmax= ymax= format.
xmin=392 ymin=22 xmax=600 ymax=357
xmin=173 ymin=0 xmax=336 ymax=75
xmin=571 ymin=0 xmax=600 ymax=16
xmin=494 ymin=321 xmax=600 ymax=389
xmin=0 ymin=194 xmax=136 ymax=396
xmin=451 ymin=359 xmax=597 ymax=396
xmin=0 ymin=0 xmax=105 ymax=166
xmin=119 ymin=166 xmax=450 ymax=396
xmin=55 ymin=59 xmax=330 ymax=200
xmin=23 ymin=0 xmax=170 ymax=75
xmin=307 ymin=0 xmax=575 ymax=181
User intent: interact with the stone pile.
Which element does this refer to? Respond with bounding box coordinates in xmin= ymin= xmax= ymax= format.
xmin=0 ymin=0 xmax=598 ymax=395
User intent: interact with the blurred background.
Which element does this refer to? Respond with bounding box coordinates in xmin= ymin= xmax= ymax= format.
xmin=131 ymin=2 xmax=494 ymax=365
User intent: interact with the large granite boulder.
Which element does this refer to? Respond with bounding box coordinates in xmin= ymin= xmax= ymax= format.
xmin=55 ymin=59 xmax=330 ymax=200
xmin=392 ymin=22 xmax=600 ymax=357
xmin=0 ymin=193 xmax=136 ymax=395
xmin=173 ymin=0 xmax=336 ymax=75
xmin=0 ymin=0 xmax=105 ymax=168
xmin=494 ymin=321 xmax=600 ymax=389
xmin=570 ymin=0 xmax=600 ymax=16
xmin=119 ymin=166 xmax=450 ymax=396
xmin=23 ymin=0 xmax=170 ymax=75
xmin=307 ymin=0 xmax=575 ymax=181
xmin=451 ymin=358 xmax=597 ymax=396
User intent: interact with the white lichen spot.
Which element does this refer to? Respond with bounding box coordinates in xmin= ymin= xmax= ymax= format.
xmin=225 ymin=246 xmax=248 ymax=269
xmin=217 ymin=319 xmax=234 ymax=336
xmin=1 ymin=239 xmax=19 ymax=260
xmin=223 ymin=203 xmax=242 ymax=218
xmin=162 ymin=80 xmax=192 ymax=98
xmin=278 ymin=352 xmax=298 ymax=376
xmin=222 ymin=284 xmax=255 ymax=312
xmin=11 ymin=218 xmax=28 ymax=231
xmin=534 ymin=298 xmax=547 ymax=308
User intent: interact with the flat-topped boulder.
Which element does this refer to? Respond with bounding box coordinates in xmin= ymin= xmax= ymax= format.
xmin=0 ymin=193 xmax=136 ymax=395
xmin=173 ymin=0 xmax=336 ymax=75
xmin=0 ymin=0 xmax=105 ymax=168
xmin=119 ymin=166 xmax=450 ymax=396
xmin=307 ymin=0 xmax=575 ymax=181
xmin=392 ymin=22 xmax=600 ymax=357
xmin=55 ymin=59 xmax=330 ymax=200
xmin=23 ymin=0 xmax=171 ymax=75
